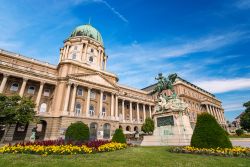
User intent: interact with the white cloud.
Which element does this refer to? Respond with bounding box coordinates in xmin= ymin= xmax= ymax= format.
xmin=195 ymin=78 xmax=250 ymax=94
xmin=71 ymin=0 xmax=128 ymax=23
xmin=235 ymin=0 xmax=250 ymax=9
xmin=223 ymin=103 xmax=244 ymax=112
xmin=107 ymin=31 xmax=248 ymax=88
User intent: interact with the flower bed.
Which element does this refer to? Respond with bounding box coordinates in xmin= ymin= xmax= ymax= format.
xmin=169 ymin=146 xmax=250 ymax=157
xmin=98 ymin=142 xmax=127 ymax=152
xmin=0 ymin=140 xmax=127 ymax=155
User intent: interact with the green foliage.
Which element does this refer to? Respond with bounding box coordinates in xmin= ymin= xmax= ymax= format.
xmin=191 ymin=113 xmax=232 ymax=148
xmin=65 ymin=121 xmax=89 ymax=142
xmin=235 ymin=129 xmax=244 ymax=136
xmin=141 ymin=118 xmax=155 ymax=134
xmin=240 ymin=101 xmax=250 ymax=131
xmin=112 ymin=128 xmax=126 ymax=143
xmin=0 ymin=94 xmax=36 ymax=142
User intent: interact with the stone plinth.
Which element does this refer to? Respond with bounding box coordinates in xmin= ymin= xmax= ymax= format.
xmin=141 ymin=110 xmax=193 ymax=146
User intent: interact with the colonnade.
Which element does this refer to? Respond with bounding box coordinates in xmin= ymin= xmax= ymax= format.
xmin=0 ymin=73 xmax=47 ymax=112
xmin=205 ymin=104 xmax=225 ymax=124
xmin=62 ymin=82 xmax=154 ymax=123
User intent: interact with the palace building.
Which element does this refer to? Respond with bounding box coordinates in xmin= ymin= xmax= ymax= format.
xmin=0 ymin=24 xmax=226 ymax=141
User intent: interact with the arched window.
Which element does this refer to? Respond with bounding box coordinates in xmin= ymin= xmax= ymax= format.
xmin=126 ymin=126 xmax=131 ymax=132
xmin=40 ymin=103 xmax=47 ymax=113
xmin=102 ymin=107 xmax=106 ymax=117
xmin=103 ymin=123 xmax=110 ymax=139
xmin=77 ymin=88 xmax=83 ymax=96
xmin=134 ymin=126 xmax=138 ymax=132
xmin=88 ymin=56 xmax=94 ymax=63
xmin=10 ymin=83 xmax=19 ymax=91
xmin=75 ymin=103 xmax=81 ymax=116
xmin=72 ymin=53 xmax=76 ymax=60
xmin=89 ymin=105 xmax=95 ymax=116
xmin=27 ymin=86 xmax=35 ymax=94
xmin=90 ymin=90 xmax=95 ymax=99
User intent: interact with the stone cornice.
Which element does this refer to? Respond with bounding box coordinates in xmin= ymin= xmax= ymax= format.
xmin=0 ymin=48 xmax=57 ymax=69
xmin=0 ymin=64 xmax=57 ymax=85
xmin=58 ymin=60 xmax=118 ymax=81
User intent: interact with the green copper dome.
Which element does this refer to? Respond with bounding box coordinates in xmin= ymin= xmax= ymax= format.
xmin=70 ymin=24 xmax=103 ymax=45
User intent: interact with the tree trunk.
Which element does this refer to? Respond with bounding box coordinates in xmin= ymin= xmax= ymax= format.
xmin=0 ymin=124 xmax=10 ymax=143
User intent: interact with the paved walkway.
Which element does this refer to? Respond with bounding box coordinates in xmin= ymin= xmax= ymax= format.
xmin=230 ymin=138 xmax=250 ymax=147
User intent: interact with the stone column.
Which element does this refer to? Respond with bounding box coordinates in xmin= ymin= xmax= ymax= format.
xmin=84 ymin=43 xmax=88 ymax=61
xmin=137 ymin=103 xmax=140 ymax=123
xmin=70 ymin=84 xmax=77 ymax=116
xmin=111 ymin=93 xmax=114 ymax=119
xmin=209 ymin=105 xmax=214 ymax=118
xmin=85 ymin=88 xmax=91 ymax=117
xmin=19 ymin=78 xmax=28 ymax=97
xmin=212 ymin=106 xmax=218 ymax=121
xmin=149 ymin=105 xmax=152 ymax=118
xmin=122 ymin=99 xmax=125 ymax=122
xmin=99 ymin=90 xmax=103 ymax=118
xmin=115 ymin=95 xmax=118 ymax=120
xmin=100 ymin=54 xmax=103 ymax=70
xmin=35 ymin=82 xmax=45 ymax=112
xmin=129 ymin=101 xmax=132 ymax=122
xmin=65 ymin=45 xmax=70 ymax=59
xmin=0 ymin=74 xmax=8 ymax=93
xmin=205 ymin=104 xmax=210 ymax=114
xmin=63 ymin=82 xmax=71 ymax=115
xmin=143 ymin=104 xmax=146 ymax=121
xmin=215 ymin=107 xmax=221 ymax=123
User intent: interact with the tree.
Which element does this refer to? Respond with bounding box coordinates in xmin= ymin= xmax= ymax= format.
xmin=240 ymin=101 xmax=250 ymax=131
xmin=65 ymin=121 xmax=89 ymax=142
xmin=112 ymin=128 xmax=126 ymax=143
xmin=141 ymin=118 xmax=155 ymax=134
xmin=0 ymin=94 xmax=36 ymax=143
xmin=191 ymin=113 xmax=232 ymax=148
xmin=235 ymin=129 xmax=244 ymax=136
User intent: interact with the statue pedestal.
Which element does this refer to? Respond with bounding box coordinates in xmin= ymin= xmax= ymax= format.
xmin=141 ymin=110 xmax=193 ymax=146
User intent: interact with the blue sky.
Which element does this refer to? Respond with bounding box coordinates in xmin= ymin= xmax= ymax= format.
xmin=0 ymin=0 xmax=250 ymax=121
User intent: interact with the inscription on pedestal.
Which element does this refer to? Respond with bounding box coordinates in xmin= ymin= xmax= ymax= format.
xmin=157 ymin=116 xmax=174 ymax=127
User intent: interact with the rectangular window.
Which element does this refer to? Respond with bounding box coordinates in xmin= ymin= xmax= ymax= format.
xmin=27 ymin=86 xmax=35 ymax=94
xmin=43 ymin=89 xmax=50 ymax=96
xmin=90 ymin=91 xmax=96 ymax=99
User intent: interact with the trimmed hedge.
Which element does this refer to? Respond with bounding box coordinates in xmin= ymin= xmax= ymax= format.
xmin=65 ymin=121 xmax=89 ymax=142
xmin=191 ymin=113 xmax=232 ymax=148
xmin=112 ymin=128 xmax=126 ymax=143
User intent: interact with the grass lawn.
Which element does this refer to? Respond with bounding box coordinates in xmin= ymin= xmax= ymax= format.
xmin=0 ymin=146 xmax=250 ymax=167
xmin=229 ymin=135 xmax=250 ymax=138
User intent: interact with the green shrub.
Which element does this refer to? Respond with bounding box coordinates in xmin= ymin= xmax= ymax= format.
xmin=235 ymin=129 xmax=244 ymax=136
xmin=142 ymin=118 xmax=155 ymax=134
xmin=65 ymin=121 xmax=89 ymax=142
xmin=112 ymin=128 xmax=126 ymax=143
xmin=191 ymin=113 xmax=232 ymax=148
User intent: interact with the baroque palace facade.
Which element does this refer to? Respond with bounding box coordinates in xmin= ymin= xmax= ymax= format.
xmin=0 ymin=24 xmax=226 ymax=141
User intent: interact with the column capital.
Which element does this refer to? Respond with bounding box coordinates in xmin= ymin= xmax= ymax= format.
xmin=40 ymin=81 xmax=45 ymax=85
xmin=72 ymin=83 xmax=78 ymax=88
xmin=3 ymin=73 xmax=9 ymax=77
xmin=22 ymin=78 xmax=29 ymax=82
xmin=66 ymin=81 xmax=73 ymax=86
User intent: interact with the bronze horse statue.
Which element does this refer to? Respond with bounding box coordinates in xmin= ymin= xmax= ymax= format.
xmin=153 ymin=73 xmax=178 ymax=96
